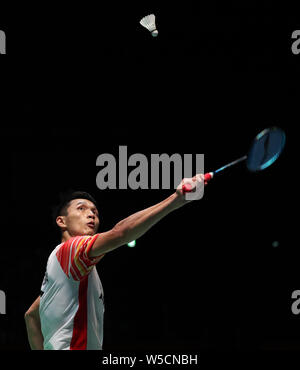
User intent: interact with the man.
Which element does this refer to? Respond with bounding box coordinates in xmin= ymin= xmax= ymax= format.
xmin=24 ymin=174 xmax=206 ymax=350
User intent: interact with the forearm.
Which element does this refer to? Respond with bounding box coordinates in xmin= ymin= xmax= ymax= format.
xmin=113 ymin=192 xmax=183 ymax=244
xmin=25 ymin=314 xmax=44 ymax=350
xmin=25 ymin=297 xmax=44 ymax=350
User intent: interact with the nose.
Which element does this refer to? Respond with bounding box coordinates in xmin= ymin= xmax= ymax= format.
xmin=87 ymin=211 xmax=95 ymax=220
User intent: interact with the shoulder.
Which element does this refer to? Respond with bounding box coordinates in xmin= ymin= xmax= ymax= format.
xmin=60 ymin=234 xmax=99 ymax=248
xmin=46 ymin=243 xmax=63 ymax=262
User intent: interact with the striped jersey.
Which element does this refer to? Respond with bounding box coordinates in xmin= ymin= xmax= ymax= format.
xmin=39 ymin=234 xmax=105 ymax=350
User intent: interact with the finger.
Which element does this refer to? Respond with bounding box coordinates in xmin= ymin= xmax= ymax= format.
xmin=196 ymin=174 xmax=205 ymax=182
xmin=182 ymin=182 xmax=193 ymax=193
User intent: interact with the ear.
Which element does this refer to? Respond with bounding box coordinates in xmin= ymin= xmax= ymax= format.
xmin=56 ymin=216 xmax=67 ymax=230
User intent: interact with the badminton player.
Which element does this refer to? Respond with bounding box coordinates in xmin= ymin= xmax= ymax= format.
xmin=24 ymin=174 xmax=206 ymax=350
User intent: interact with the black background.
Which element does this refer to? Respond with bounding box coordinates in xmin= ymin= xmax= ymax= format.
xmin=0 ymin=0 xmax=299 ymax=353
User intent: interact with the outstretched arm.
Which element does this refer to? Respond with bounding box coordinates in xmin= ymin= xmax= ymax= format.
xmin=89 ymin=174 xmax=205 ymax=257
xmin=24 ymin=296 xmax=44 ymax=350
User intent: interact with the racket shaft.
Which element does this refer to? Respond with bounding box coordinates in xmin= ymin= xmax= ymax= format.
xmin=214 ymin=155 xmax=247 ymax=174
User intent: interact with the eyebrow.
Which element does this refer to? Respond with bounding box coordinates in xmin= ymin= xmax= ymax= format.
xmin=76 ymin=201 xmax=98 ymax=212
xmin=76 ymin=201 xmax=86 ymax=206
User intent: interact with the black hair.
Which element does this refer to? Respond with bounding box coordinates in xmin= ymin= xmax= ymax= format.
xmin=52 ymin=189 xmax=98 ymax=229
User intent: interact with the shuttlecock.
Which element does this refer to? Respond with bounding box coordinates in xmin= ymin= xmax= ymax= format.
xmin=139 ymin=14 xmax=158 ymax=37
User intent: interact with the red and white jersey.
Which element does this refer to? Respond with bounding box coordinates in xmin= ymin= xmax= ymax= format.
xmin=39 ymin=234 xmax=105 ymax=350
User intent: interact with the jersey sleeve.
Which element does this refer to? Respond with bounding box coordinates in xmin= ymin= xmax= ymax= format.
xmin=56 ymin=234 xmax=104 ymax=281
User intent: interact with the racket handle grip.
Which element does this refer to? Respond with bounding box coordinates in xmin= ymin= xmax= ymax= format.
xmin=182 ymin=172 xmax=214 ymax=193
xmin=204 ymin=172 xmax=214 ymax=182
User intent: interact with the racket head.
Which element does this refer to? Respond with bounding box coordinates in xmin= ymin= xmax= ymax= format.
xmin=246 ymin=127 xmax=286 ymax=172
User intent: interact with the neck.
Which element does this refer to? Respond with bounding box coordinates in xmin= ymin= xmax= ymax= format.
xmin=61 ymin=230 xmax=72 ymax=243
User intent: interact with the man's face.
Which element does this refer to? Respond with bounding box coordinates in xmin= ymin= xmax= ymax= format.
xmin=59 ymin=198 xmax=100 ymax=237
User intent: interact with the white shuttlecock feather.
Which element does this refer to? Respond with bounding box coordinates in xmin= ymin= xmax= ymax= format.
xmin=139 ymin=14 xmax=158 ymax=37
